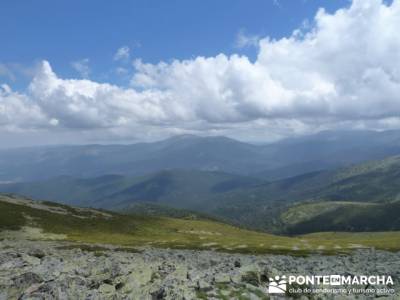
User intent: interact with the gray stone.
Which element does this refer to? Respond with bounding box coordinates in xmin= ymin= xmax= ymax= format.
xmin=214 ymin=274 xmax=230 ymax=284
xmin=198 ymin=279 xmax=212 ymax=291
xmin=0 ymin=240 xmax=398 ymax=300
xmin=98 ymin=283 xmax=115 ymax=294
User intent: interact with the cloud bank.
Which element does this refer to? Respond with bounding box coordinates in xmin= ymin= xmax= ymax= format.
xmin=1 ymin=0 xmax=400 ymax=144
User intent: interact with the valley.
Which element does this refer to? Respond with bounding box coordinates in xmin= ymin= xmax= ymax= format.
xmin=2 ymin=131 xmax=400 ymax=299
xmin=2 ymin=144 xmax=400 ymax=234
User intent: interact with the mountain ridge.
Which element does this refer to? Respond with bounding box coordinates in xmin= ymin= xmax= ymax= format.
xmin=3 ymin=153 xmax=400 ymax=233
xmin=3 ymin=130 xmax=400 ymax=182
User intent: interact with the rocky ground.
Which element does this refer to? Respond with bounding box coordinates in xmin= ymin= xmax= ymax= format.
xmin=0 ymin=239 xmax=399 ymax=300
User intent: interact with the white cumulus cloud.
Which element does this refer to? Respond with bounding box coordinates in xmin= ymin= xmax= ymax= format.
xmin=0 ymin=84 xmax=51 ymax=129
xmin=1 ymin=0 xmax=400 ymax=144
xmin=133 ymin=0 xmax=400 ymax=124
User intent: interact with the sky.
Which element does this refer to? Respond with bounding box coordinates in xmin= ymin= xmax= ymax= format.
xmin=1 ymin=0 xmax=400 ymax=147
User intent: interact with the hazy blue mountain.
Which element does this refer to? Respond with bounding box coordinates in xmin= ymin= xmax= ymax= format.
xmin=3 ymin=130 xmax=400 ymax=233
xmin=208 ymin=154 xmax=400 ymax=231
xmin=0 ymin=135 xmax=271 ymax=181
xmin=0 ymin=170 xmax=263 ymax=210
xmin=3 ymin=153 xmax=400 ymax=233
xmin=254 ymin=129 xmax=400 ymax=180
xmin=2 ymin=130 xmax=400 ymax=182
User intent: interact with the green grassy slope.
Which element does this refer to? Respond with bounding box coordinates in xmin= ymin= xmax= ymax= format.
xmin=313 ymin=155 xmax=400 ymax=202
xmin=1 ymin=194 xmax=400 ymax=254
xmin=214 ymin=155 xmax=400 ymax=208
xmin=280 ymin=201 xmax=400 ymax=234
xmin=120 ymin=202 xmax=221 ymax=221
xmin=203 ymin=155 xmax=400 ymax=231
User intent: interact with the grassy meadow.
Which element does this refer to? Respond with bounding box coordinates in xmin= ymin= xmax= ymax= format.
xmin=1 ymin=195 xmax=399 ymax=255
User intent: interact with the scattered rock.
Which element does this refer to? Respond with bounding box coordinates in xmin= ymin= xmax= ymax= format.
xmin=234 ymin=259 xmax=241 ymax=268
xmin=197 ymin=279 xmax=212 ymax=291
xmin=21 ymin=254 xmax=41 ymax=266
xmin=0 ymin=239 xmax=399 ymax=299
xmin=99 ymin=283 xmax=115 ymax=294
xmin=115 ymin=282 xmax=124 ymax=290
xmin=241 ymin=271 xmax=260 ymax=286
xmin=151 ymin=287 xmax=166 ymax=299
xmin=214 ymin=274 xmax=230 ymax=284
xmin=28 ymin=248 xmax=46 ymax=259
xmin=12 ymin=272 xmax=43 ymax=288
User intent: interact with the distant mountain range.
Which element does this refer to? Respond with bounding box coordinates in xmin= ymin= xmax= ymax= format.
xmin=200 ymin=154 xmax=400 ymax=232
xmin=0 ymin=170 xmax=261 ymax=209
xmin=2 ymin=151 xmax=400 ymax=234
xmin=2 ymin=130 xmax=400 ymax=182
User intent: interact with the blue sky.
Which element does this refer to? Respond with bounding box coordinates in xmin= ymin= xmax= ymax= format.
xmin=1 ymin=0 xmax=399 ymax=147
xmin=1 ymin=0 xmax=348 ymax=86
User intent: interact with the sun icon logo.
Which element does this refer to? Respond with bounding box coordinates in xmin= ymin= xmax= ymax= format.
xmin=268 ymin=275 xmax=287 ymax=294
